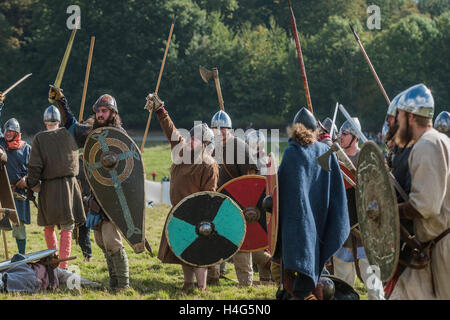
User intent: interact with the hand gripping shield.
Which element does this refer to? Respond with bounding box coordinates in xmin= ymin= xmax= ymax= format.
xmin=83 ymin=127 xmax=146 ymax=253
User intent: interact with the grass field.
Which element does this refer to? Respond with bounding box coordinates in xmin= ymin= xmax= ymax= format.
xmin=0 ymin=141 xmax=368 ymax=300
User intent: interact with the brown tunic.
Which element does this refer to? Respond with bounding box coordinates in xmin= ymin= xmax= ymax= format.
xmin=155 ymin=109 xmax=219 ymax=264
xmin=27 ymin=128 xmax=85 ymax=227
xmin=214 ymin=135 xmax=258 ymax=188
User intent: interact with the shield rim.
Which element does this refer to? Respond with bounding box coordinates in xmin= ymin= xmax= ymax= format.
xmin=165 ymin=191 xmax=246 ymax=267
xmin=0 ymin=154 xmax=19 ymax=229
xmin=0 ymin=249 xmax=56 ymax=272
xmin=83 ymin=127 xmax=146 ymax=253
xmin=217 ymin=174 xmax=268 ymax=252
xmin=266 ymin=152 xmax=279 ymax=256
xmin=355 ymin=141 xmax=400 ymax=282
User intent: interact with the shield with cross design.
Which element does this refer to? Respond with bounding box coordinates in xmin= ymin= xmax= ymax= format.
xmin=83 ymin=127 xmax=146 ymax=253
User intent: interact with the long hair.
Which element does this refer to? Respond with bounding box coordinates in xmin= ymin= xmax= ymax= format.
xmin=287 ymin=123 xmax=318 ymax=146
xmin=85 ymin=111 xmax=122 ymax=129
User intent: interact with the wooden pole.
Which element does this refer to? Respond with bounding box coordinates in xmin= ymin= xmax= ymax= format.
xmin=140 ymin=18 xmax=176 ymax=153
xmin=79 ymin=36 xmax=96 ymax=122
xmin=2 ymin=230 xmax=8 ymax=260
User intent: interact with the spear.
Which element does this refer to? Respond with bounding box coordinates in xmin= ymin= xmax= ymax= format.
xmin=140 ymin=15 xmax=176 ymax=153
xmin=349 ymin=23 xmax=390 ymax=105
xmin=288 ymin=0 xmax=313 ymax=114
xmin=79 ymin=36 xmax=96 ymax=122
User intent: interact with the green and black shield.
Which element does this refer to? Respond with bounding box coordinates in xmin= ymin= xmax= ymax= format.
xmin=83 ymin=127 xmax=145 ymax=253
xmin=166 ymin=192 xmax=245 ymax=267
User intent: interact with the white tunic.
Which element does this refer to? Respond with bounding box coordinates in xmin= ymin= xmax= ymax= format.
xmin=390 ymin=129 xmax=450 ymax=300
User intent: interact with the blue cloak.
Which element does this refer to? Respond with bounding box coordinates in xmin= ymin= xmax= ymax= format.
xmin=278 ymin=139 xmax=349 ymax=292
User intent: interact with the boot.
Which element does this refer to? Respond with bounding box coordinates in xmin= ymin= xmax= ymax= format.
xmin=110 ymin=247 xmax=130 ymax=290
xmin=104 ymin=252 xmax=118 ymax=289
xmin=16 ymin=239 xmax=26 ymax=255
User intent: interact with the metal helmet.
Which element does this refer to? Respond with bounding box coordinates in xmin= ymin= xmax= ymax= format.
xmin=43 ymin=105 xmax=61 ymax=123
xmin=93 ymin=94 xmax=118 ymax=113
xmin=387 ymin=89 xmax=404 ymax=117
xmin=434 ymin=111 xmax=450 ymax=137
xmin=381 ymin=120 xmax=389 ymax=142
xmin=246 ymin=130 xmax=266 ymax=152
xmin=211 ymin=110 xmax=232 ymax=129
xmin=339 ymin=117 xmax=361 ymax=138
xmin=319 ymin=117 xmax=338 ymax=140
xmin=3 ymin=118 xmax=20 ymax=135
xmin=190 ymin=123 xmax=215 ymax=145
xmin=319 ymin=276 xmax=336 ymax=300
xmin=396 ymin=83 xmax=434 ymax=118
xmin=293 ymin=107 xmax=317 ymax=131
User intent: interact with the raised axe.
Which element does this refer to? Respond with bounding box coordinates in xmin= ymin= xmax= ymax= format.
xmin=199 ymin=66 xmax=225 ymax=111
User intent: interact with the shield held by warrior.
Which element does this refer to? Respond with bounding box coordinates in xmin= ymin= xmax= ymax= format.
xmin=165 ymin=191 xmax=246 ymax=267
xmin=0 ymin=147 xmax=19 ymax=230
xmin=218 ymin=175 xmax=268 ymax=252
xmin=355 ymin=141 xmax=400 ymax=282
xmin=264 ymin=152 xmax=279 ymax=256
xmin=83 ymin=127 xmax=146 ymax=253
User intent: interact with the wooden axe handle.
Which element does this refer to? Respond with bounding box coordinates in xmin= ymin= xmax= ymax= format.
xmin=213 ymin=75 xmax=225 ymax=111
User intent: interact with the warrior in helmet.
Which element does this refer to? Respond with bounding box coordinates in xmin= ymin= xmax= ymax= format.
xmin=317 ymin=117 xmax=338 ymax=147
xmin=388 ymin=84 xmax=450 ymax=300
xmin=208 ymin=109 xmax=259 ymax=287
xmin=26 ymin=105 xmax=85 ymax=269
xmin=333 ymin=117 xmax=385 ymax=300
xmin=433 ymin=111 xmax=450 ymax=137
xmin=244 ymin=130 xmax=273 ymax=284
xmin=0 ymin=92 xmax=32 ymax=255
xmin=48 ymin=86 xmax=130 ymax=290
xmin=276 ymin=107 xmax=349 ymax=299
xmin=146 ymin=93 xmax=218 ymax=291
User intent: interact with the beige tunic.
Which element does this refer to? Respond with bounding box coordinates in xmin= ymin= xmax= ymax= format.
xmin=155 ymin=109 xmax=219 ymax=264
xmin=27 ymin=128 xmax=85 ymax=227
xmin=390 ymin=129 xmax=450 ymax=300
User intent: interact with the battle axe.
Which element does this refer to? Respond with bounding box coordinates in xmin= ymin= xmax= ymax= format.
xmin=199 ymin=66 xmax=225 ymax=111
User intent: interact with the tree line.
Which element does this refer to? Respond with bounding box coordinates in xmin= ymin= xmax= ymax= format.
xmin=0 ymin=0 xmax=448 ymax=134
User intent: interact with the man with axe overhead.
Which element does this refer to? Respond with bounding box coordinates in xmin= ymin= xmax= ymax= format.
xmin=387 ymin=84 xmax=450 ymax=300
xmin=200 ymin=65 xmax=258 ymax=286
xmin=331 ymin=117 xmax=384 ymax=300
xmin=0 ymin=93 xmax=31 ymax=255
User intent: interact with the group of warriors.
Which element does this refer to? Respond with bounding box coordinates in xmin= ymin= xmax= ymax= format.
xmin=0 ymin=76 xmax=448 ymax=299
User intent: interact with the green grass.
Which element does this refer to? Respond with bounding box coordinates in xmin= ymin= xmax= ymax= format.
xmin=0 ymin=142 xmax=368 ymax=300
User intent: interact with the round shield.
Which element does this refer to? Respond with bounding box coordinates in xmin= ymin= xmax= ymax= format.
xmin=266 ymin=153 xmax=279 ymax=256
xmin=166 ymin=192 xmax=245 ymax=267
xmin=218 ymin=175 xmax=268 ymax=252
xmin=0 ymin=249 xmax=56 ymax=272
xmin=0 ymin=157 xmax=19 ymax=230
xmin=355 ymin=141 xmax=400 ymax=282
xmin=83 ymin=127 xmax=146 ymax=253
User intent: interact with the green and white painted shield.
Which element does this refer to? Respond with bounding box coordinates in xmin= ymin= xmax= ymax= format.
xmin=83 ymin=127 xmax=146 ymax=253
xmin=166 ymin=192 xmax=246 ymax=267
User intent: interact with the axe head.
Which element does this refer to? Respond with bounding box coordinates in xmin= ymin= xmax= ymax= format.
xmin=199 ymin=65 xmax=218 ymax=83
xmin=316 ymin=143 xmax=340 ymax=172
